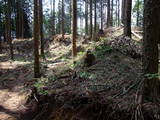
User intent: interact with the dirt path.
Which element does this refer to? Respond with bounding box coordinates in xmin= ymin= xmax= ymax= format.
xmin=0 ymin=59 xmax=33 ymax=120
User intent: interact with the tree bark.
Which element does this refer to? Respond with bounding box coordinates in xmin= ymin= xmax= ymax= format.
xmin=121 ymin=0 xmax=126 ymax=24
xmin=94 ymin=0 xmax=97 ymax=32
xmin=107 ymin=0 xmax=110 ymax=27
xmin=85 ymin=0 xmax=89 ymax=36
xmin=39 ymin=0 xmax=45 ymax=59
xmin=143 ymin=0 xmax=160 ymax=101
xmin=100 ymin=0 xmax=103 ymax=30
xmin=0 ymin=6 xmax=2 ymax=53
xmin=52 ymin=0 xmax=55 ymax=35
xmin=117 ymin=0 xmax=120 ymax=26
xmin=72 ymin=0 xmax=77 ymax=57
xmin=136 ymin=0 xmax=140 ymax=27
xmin=6 ymin=0 xmax=13 ymax=59
xmin=61 ymin=0 xmax=64 ymax=39
xmin=90 ymin=0 xmax=93 ymax=39
xmin=34 ymin=0 xmax=40 ymax=78
xmin=69 ymin=0 xmax=72 ymax=34
xmin=110 ymin=0 xmax=113 ymax=26
xmin=124 ymin=0 xmax=132 ymax=38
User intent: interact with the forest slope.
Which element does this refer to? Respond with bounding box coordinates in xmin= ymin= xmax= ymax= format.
xmin=0 ymin=28 xmax=155 ymax=120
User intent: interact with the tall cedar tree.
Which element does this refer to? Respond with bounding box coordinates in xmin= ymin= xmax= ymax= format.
xmin=143 ymin=0 xmax=160 ymax=100
xmin=72 ymin=0 xmax=77 ymax=57
xmin=94 ymin=0 xmax=97 ymax=33
xmin=136 ymin=0 xmax=140 ymax=26
xmin=34 ymin=0 xmax=40 ymax=78
xmin=117 ymin=0 xmax=120 ymax=26
xmin=61 ymin=0 xmax=64 ymax=39
xmin=121 ymin=0 xmax=126 ymax=24
xmin=107 ymin=0 xmax=110 ymax=27
xmin=6 ymin=0 xmax=13 ymax=59
xmin=53 ymin=0 xmax=56 ymax=35
xmin=39 ymin=0 xmax=45 ymax=59
xmin=110 ymin=0 xmax=113 ymax=26
xmin=124 ymin=0 xmax=132 ymax=38
xmin=90 ymin=0 xmax=93 ymax=39
xmin=16 ymin=0 xmax=24 ymax=38
xmin=85 ymin=0 xmax=88 ymax=35
xmin=100 ymin=0 xmax=103 ymax=30
xmin=0 ymin=6 xmax=2 ymax=53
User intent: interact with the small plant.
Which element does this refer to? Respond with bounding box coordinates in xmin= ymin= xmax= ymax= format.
xmin=48 ymin=75 xmax=58 ymax=81
xmin=69 ymin=60 xmax=83 ymax=69
xmin=34 ymin=77 xmax=49 ymax=95
xmin=79 ymin=71 xmax=97 ymax=80
xmin=40 ymin=90 xmax=49 ymax=95
xmin=78 ymin=51 xmax=85 ymax=56
xmin=145 ymin=73 xmax=160 ymax=79
xmin=94 ymin=44 xmax=112 ymax=57
xmin=14 ymin=57 xmax=26 ymax=62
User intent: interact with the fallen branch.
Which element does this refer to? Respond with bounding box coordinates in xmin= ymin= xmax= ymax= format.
xmin=113 ymin=79 xmax=142 ymax=98
xmin=132 ymin=31 xmax=142 ymax=40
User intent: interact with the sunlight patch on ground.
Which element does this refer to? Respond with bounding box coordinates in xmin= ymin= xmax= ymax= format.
xmin=0 ymin=53 xmax=7 ymax=57
xmin=0 ymin=112 xmax=17 ymax=120
xmin=0 ymin=89 xmax=28 ymax=112
xmin=13 ymin=38 xmax=33 ymax=44
xmin=0 ymin=61 xmax=31 ymax=70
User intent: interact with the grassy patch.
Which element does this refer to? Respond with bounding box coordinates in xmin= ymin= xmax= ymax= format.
xmin=14 ymin=56 xmax=26 ymax=62
xmin=34 ymin=75 xmax=58 ymax=95
xmin=94 ymin=44 xmax=112 ymax=58
xmin=79 ymin=71 xmax=97 ymax=80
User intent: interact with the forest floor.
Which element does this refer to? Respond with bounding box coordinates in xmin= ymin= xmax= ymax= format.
xmin=0 ymin=27 xmax=158 ymax=120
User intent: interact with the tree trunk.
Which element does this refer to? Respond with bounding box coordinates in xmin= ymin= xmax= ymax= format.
xmin=116 ymin=0 xmax=118 ymax=26
xmin=85 ymin=0 xmax=88 ymax=36
xmin=110 ymin=0 xmax=113 ymax=26
xmin=136 ymin=0 xmax=140 ymax=27
xmin=0 ymin=7 xmax=2 ymax=53
xmin=69 ymin=0 xmax=72 ymax=34
xmin=124 ymin=0 xmax=132 ymax=38
xmin=61 ymin=0 xmax=64 ymax=39
xmin=94 ymin=0 xmax=97 ymax=32
xmin=72 ymin=0 xmax=77 ymax=57
xmin=52 ymin=0 xmax=55 ymax=35
xmin=34 ymin=0 xmax=40 ymax=78
xmin=19 ymin=0 xmax=24 ymax=38
xmin=6 ymin=0 xmax=13 ymax=59
xmin=100 ymin=0 xmax=103 ymax=30
xmin=80 ymin=3 xmax=83 ymax=35
xmin=39 ymin=0 xmax=45 ymax=59
xmin=90 ymin=0 xmax=93 ymax=39
xmin=16 ymin=0 xmax=24 ymax=39
xmin=143 ymin=0 xmax=160 ymax=101
xmin=121 ymin=0 xmax=126 ymax=24
xmin=107 ymin=0 xmax=110 ymax=27
xmin=117 ymin=0 xmax=120 ymax=26
xmin=57 ymin=0 xmax=61 ymax=34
